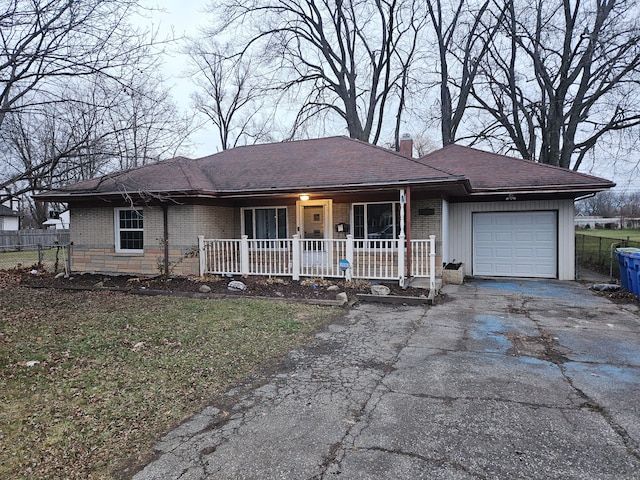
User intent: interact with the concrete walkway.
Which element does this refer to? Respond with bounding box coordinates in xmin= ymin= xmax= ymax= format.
xmin=132 ymin=279 xmax=640 ymax=479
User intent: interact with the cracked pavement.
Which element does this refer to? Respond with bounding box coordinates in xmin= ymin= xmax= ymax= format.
xmin=131 ymin=279 xmax=640 ymax=479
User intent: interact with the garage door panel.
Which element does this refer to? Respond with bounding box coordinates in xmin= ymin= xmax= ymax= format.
xmin=515 ymin=216 xmax=534 ymax=226
xmin=473 ymin=211 xmax=556 ymax=278
xmin=495 ymin=248 xmax=514 ymax=258
xmin=475 ymin=215 xmax=493 ymax=225
xmin=496 ymin=216 xmax=514 ymax=225
xmin=515 ymin=248 xmax=534 ymax=258
xmin=495 ymin=264 xmax=514 ymax=274
xmin=515 ymin=231 xmax=534 ymax=242
xmin=536 ymin=267 xmax=556 ymax=276
xmin=536 ymin=232 xmax=554 ymax=241
xmin=515 ymin=264 xmax=536 ymax=275
xmin=495 ymin=232 xmax=514 ymax=242
xmin=535 ymin=248 xmax=555 ymax=258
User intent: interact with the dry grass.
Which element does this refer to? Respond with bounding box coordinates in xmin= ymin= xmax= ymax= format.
xmin=0 ymin=281 xmax=338 ymax=479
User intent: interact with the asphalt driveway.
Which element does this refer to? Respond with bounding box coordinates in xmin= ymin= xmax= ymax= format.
xmin=132 ymin=279 xmax=640 ymax=479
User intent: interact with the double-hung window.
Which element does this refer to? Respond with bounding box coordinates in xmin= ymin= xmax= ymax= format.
xmin=353 ymin=202 xmax=403 ymax=247
xmin=242 ymin=207 xmax=288 ymax=248
xmin=114 ymin=208 xmax=144 ymax=253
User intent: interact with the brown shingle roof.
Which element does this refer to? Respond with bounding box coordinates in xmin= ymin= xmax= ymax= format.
xmin=418 ymin=144 xmax=614 ymax=193
xmin=37 ymin=137 xmax=462 ymax=200
xmin=35 ymin=137 xmax=614 ymax=202
xmin=194 ymin=137 xmax=456 ymax=191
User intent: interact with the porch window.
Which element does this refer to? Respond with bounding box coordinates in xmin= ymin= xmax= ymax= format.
xmin=242 ymin=207 xmax=288 ymax=246
xmin=114 ymin=208 xmax=143 ymax=253
xmin=353 ymin=202 xmax=403 ymax=246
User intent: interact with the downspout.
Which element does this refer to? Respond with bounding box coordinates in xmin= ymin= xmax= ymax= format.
xmin=610 ymin=241 xmax=625 ymax=282
xmin=406 ymin=185 xmax=412 ymax=280
xmin=162 ymin=204 xmax=169 ymax=277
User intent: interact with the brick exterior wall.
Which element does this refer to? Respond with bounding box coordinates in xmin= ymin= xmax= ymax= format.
xmin=69 ymin=200 xmax=442 ymax=277
xmin=69 ymin=205 xmax=234 ymax=277
xmin=410 ymin=199 xmax=443 ymax=275
xmin=332 ymin=202 xmax=350 ymax=237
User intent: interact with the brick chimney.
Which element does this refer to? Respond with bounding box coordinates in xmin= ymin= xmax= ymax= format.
xmin=399 ymin=133 xmax=413 ymax=157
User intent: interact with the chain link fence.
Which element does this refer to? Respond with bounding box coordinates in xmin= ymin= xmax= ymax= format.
xmin=0 ymin=230 xmax=71 ymax=274
xmin=575 ymin=233 xmax=640 ymax=281
xmin=0 ymin=244 xmax=71 ymax=274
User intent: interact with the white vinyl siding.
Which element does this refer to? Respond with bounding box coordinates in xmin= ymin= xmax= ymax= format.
xmin=448 ymin=200 xmax=575 ymax=280
xmin=473 ymin=211 xmax=557 ymax=278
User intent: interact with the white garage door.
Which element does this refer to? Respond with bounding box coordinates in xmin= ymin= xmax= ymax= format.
xmin=473 ymin=211 xmax=557 ymax=278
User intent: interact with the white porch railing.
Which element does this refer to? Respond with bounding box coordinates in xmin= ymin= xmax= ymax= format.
xmin=198 ymin=234 xmax=436 ymax=288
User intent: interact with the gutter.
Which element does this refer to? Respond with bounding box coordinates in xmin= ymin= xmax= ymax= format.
xmin=574 ymin=193 xmax=597 ymax=202
xmin=33 ymin=177 xmax=472 ymax=202
xmin=467 ymin=186 xmax=615 ymax=197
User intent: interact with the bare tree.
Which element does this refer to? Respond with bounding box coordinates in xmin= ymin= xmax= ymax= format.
xmin=207 ymin=0 xmax=427 ymax=144
xmin=474 ymin=0 xmax=640 ymax=169
xmin=0 ymin=98 xmax=106 ymax=224
xmin=0 ymin=0 xmax=154 ymax=131
xmin=423 ymin=0 xmax=503 ymax=147
xmin=103 ymin=68 xmax=195 ymax=169
xmin=187 ymin=39 xmax=275 ymax=150
xmin=0 ymin=1 xmax=194 ymax=208
xmin=0 ymin=71 xmax=193 ymax=217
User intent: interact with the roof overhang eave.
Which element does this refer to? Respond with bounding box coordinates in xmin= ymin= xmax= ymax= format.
xmin=468 ymin=183 xmax=616 ymax=197
xmin=33 ymin=189 xmax=221 ymax=203
xmin=34 ymin=177 xmax=471 ymax=202
xmin=213 ymin=177 xmax=469 ymax=198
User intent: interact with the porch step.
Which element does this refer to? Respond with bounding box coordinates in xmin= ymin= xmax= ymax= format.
xmin=356 ymin=293 xmax=431 ymax=305
xmin=407 ymin=276 xmax=443 ymax=293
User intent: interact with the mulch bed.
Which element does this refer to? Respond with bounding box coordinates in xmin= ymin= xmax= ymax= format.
xmin=8 ymin=267 xmax=429 ymax=302
xmin=8 ymin=267 xmax=637 ymax=306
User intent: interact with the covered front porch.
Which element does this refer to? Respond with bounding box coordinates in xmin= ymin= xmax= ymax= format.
xmin=198 ymin=234 xmax=437 ymax=291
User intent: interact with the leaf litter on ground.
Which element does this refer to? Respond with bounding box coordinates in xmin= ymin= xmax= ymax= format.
xmin=0 ymin=274 xmax=339 ymax=479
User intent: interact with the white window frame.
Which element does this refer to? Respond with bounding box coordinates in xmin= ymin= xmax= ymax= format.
xmin=352 ymin=201 xmax=402 ymax=250
xmin=241 ymin=206 xmax=289 ymax=249
xmin=114 ymin=207 xmax=144 ymax=254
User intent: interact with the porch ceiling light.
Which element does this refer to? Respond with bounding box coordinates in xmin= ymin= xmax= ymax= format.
xmin=299 ymin=194 xmax=310 ymax=201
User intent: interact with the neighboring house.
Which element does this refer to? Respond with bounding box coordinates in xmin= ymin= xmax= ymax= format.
xmin=35 ymin=136 xmax=614 ymax=283
xmin=0 ymin=205 xmax=20 ymax=231
xmin=42 ymin=210 xmax=70 ymax=230
xmin=574 ymin=215 xmax=622 ymax=230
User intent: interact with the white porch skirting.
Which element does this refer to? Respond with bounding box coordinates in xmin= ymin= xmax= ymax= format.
xmin=198 ymin=234 xmax=436 ymax=289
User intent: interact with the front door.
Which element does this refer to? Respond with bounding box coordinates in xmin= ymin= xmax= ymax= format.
xmin=303 ymin=205 xmax=324 ymax=242
xmin=297 ymin=199 xmax=333 ymax=268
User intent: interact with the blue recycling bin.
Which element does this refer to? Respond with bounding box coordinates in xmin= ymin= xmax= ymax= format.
xmin=616 ymin=250 xmax=629 ymax=290
xmin=616 ymin=248 xmax=640 ymax=297
xmin=628 ymin=254 xmax=640 ymax=297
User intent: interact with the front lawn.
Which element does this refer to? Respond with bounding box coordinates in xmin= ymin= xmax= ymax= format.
xmin=576 ymin=228 xmax=640 ymax=242
xmin=0 ymin=279 xmax=338 ymax=479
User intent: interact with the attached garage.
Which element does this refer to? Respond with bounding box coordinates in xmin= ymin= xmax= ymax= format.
xmin=447 ymin=200 xmax=576 ymax=280
xmin=473 ymin=211 xmax=557 ymax=278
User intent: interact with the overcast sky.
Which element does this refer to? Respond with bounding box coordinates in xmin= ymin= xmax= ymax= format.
xmin=136 ymin=1 xmax=218 ymax=157
xmin=135 ymin=1 xmax=638 ymax=193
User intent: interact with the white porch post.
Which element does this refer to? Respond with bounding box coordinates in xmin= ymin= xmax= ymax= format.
xmin=240 ymin=235 xmax=249 ymax=276
xmin=346 ymin=234 xmax=354 ymax=281
xmin=292 ymin=234 xmax=301 ymax=280
xmin=399 ymin=189 xmax=406 ymax=236
xmin=198 ymin=235 xmax=206 ymax=276
xmin=429 ymin=234 xmax=436 ymax=292
xmin=398 ymin=233 xmax=406 ymax=287
xmin=399 ymin=188 xmax=407 ymax=286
